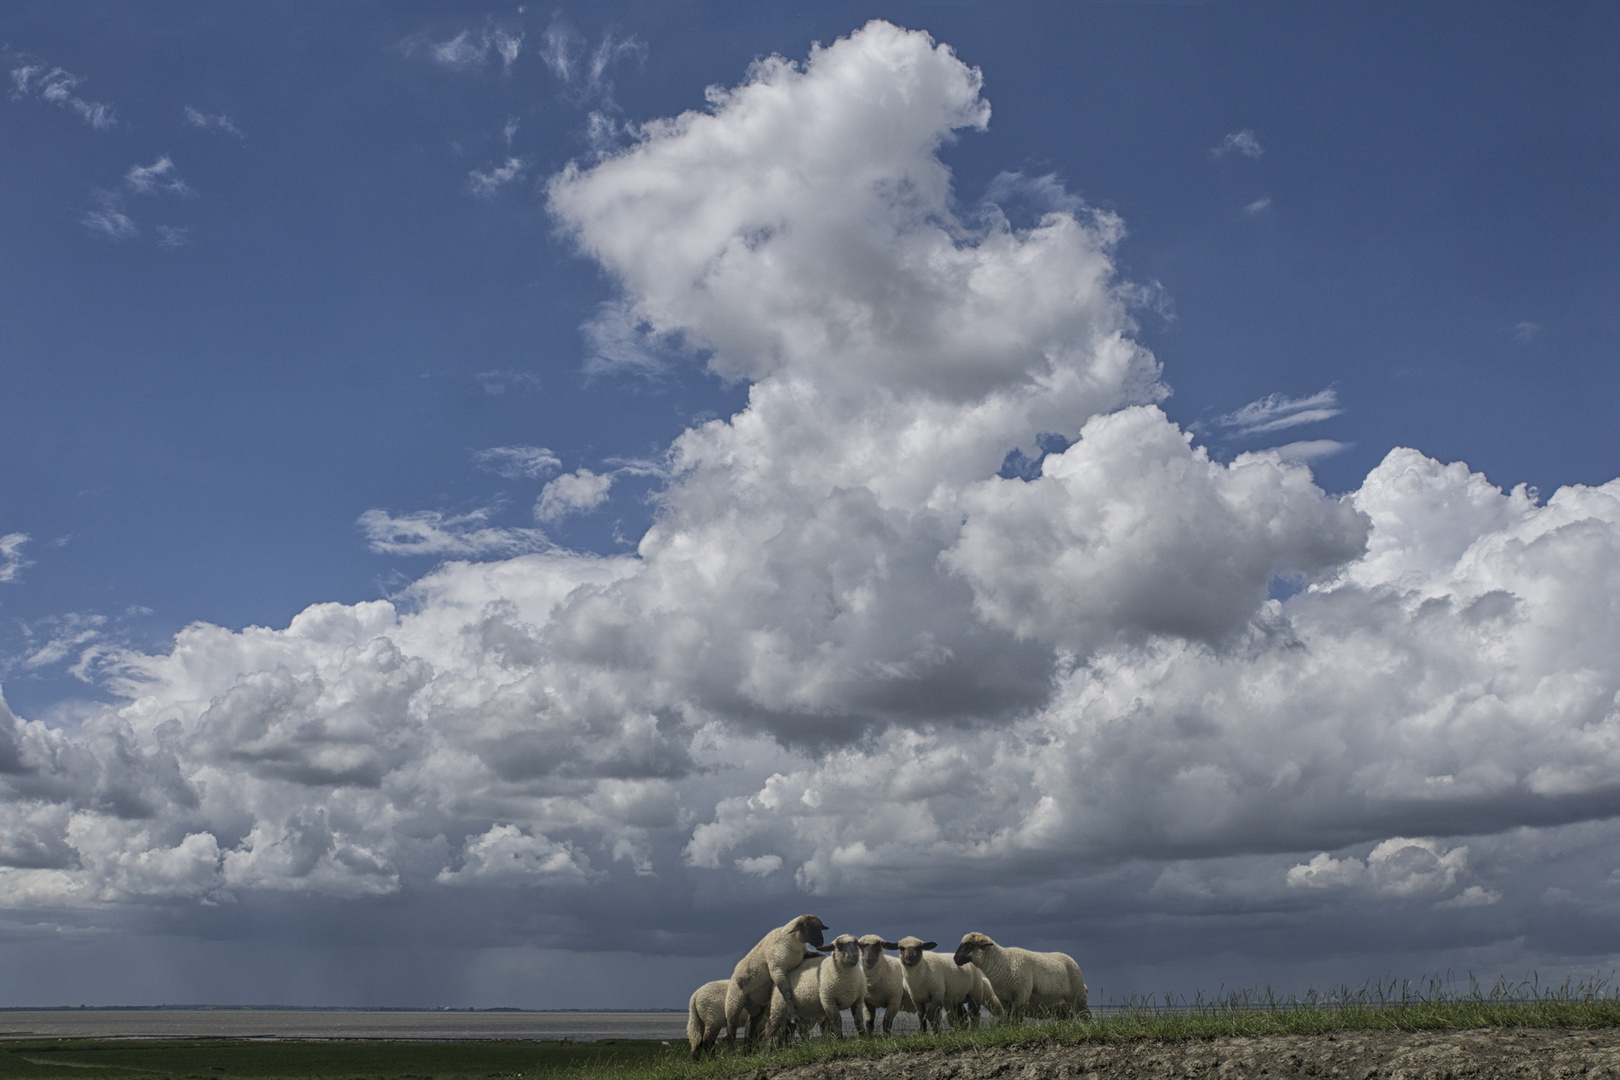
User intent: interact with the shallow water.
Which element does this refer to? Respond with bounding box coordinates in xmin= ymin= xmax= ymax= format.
xmin=0 ymin=1009 xmax=691 ymax=1042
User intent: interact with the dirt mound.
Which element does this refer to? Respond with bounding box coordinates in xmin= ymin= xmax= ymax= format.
xmin=752 ymin=1028 xmax=1620 ymax=1080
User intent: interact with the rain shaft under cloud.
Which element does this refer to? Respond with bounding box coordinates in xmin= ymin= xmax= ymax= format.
xmin=3 ymin=21 xmax=1620 ymax=995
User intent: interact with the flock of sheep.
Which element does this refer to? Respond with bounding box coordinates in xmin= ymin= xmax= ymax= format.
xmin=687 ymin=915 xmax=1089 ymax=1059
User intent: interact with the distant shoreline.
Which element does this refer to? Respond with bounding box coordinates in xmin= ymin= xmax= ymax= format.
xmin=0 ymin=1006 xmax=683 ymax=1014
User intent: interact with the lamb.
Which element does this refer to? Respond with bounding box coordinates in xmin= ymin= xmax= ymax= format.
xmin=885 ymin=936 xmax=993 ymax=1032
xmin=857 ymin=934 xmax=914 ymax=1035
xmin=952 ymin=931 xmax=1088 ymax=1021
xmin=687 ymin=979 xmax=757 ymax=1060
xmin=768 ymin=933 xmax=868 ymax=1041
xmin=724 ymin=914 xmax=829 ymax=1046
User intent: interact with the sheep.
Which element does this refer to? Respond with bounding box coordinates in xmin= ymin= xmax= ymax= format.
xmin=767 ymin=933 xmax=868 ymax=1041
xmin=687 ymin=979 xmax=751 ymax=1060
xmin=884 ymin=936 xmax=991 ymax=1033
xmin=724 ymin=914 xmax=829 ymax=1046
xmin=857 ymin=934 xmax=914 ymax=1035
xmin=949 ymin=966 xmax=1001 ymax=1030
xmin=952 ymin=931 xmax=1088 ymax=1021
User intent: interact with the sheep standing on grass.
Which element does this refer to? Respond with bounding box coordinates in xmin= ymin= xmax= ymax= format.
xmin=857 ymin=934 xmax=914 ymax=1035
xmin=886 ymin=936 xmax=992 ymax=1032
xmin=952 ymin=931 xmax=1088 ymax=1021
xmin=950 ymin=967 xmax=1001 ymax=1030
xmin=687 ymin=979 xmax=757 ymax=1060
xmin=724 ymin=914 xmax=829 ymax=1047
xmin=769 ymin=933 xmax=868 ymax=1041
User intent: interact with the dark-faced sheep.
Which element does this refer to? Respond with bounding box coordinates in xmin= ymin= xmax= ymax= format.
xmin=768 ymin=933 xmax=868 ymax=1040
xmin=857 ymin=934 xmax=913 ymax=1035
xmin=952 ymin=931 xmax=1088 ymax=1021
xmin=724 ymin=914 xmax=829 ymax=1045
xmin=885 ymin=936 xmax=989 ymax=1032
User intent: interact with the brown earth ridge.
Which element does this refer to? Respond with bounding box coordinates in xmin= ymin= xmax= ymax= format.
xmin=741 ymin=1028 xmax=1620 ymax=1080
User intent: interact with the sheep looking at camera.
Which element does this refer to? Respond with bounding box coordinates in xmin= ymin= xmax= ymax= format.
xmin=886 ymin=936 xmax=991 ymax=1032
xmin=724 ymin=914 xmax=829 ymax=1045
xmin=857 ymin=934 xmax=913 ymax=1035
xmin=769 ymin=934 xmax=868 ymax=1040
xmin=952 ymin=931 xmax=1088 ymax=1020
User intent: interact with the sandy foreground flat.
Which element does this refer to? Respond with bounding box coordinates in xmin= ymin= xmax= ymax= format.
xmin=745 ymin=1028 xmax=1620 ymax=1080
xmin=0 ymin=1009 xmax=689 ymax=1041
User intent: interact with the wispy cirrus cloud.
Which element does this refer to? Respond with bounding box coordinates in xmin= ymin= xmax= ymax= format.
xmin=183 ymin=106 xmax=242 ymax=138
xmin=1212 ymin=128 xmax=1263 ymax=158
xmin=474 ymin=369 xmax=542 ymax=395
xmin=8 ymin=55 xmax=115 ymax=129
xmin=538 ymin=16 xmax=647 ymax=156
xmin=19 ymin=613 xmax=107 ymax=672
xmin=467 ymin=156 xmax=528 ymax=198
xmin=473 ymin=446 xmax=562 ymax=481
xmin=0 ymin=533 xmax=30 ymax=583
xmin=125 ymin=156 xmax=194 ymax=197
xmin=356 ymin=507 xmax=550 ymax=557
xmin=580 ymin=300 xmax=676 ymax=379
xmin=538 ymin=19 xmax=645 ymax=94
xmin=1214 ymin=388 xmax=1343 ymax=437
xmin=405 ymin=25 xmax=523 ymax=74
xmin=81 ymin=190 xmax=137 ymax=241
xmin=1265 ymin=439 xmax=1351 ymax=463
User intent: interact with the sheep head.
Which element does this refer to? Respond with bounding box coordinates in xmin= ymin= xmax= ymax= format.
xmin=787 ymin=914 xmax=829 ymax=949
xmin=828 ymin=934 xmax=861 ymax=968
xmin=857 ymin=934 xmax=888 ymax=969
xmin=892 ymin=935 xmax=937 ymax=967
xmin=953 ymin=932 xmax=996 ymax=967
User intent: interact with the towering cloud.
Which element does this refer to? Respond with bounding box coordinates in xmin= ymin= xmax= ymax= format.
xmin=3 ymin=22 xmax=1619 ymax=982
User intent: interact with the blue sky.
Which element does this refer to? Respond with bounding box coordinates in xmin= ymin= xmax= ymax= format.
xmin=2 ymin=1 xmax=1619 ymax=1008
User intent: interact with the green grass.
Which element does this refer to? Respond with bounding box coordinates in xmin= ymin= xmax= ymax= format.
xmin=3 ymin=976 xmax=1618 ymax=1080
xmin=602 ymin=973 xmax=1620 ymax=1080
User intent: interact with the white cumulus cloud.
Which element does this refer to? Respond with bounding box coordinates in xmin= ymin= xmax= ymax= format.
xmin=535 ymin=469 xmax=613 ymax=522
xmin=2 ymin=24 xmax=1619 ymax=984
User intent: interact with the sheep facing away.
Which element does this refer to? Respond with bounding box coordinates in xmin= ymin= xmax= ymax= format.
xmin=952 ymin=931 xmax=1088 ymax=1020
xmin=724 ymin=914 xmax=829 ymax=1046
xmin=886 ymin=936 xmax=997 ymax=1032
xmin=687 ymin=979 xmax=760 ymax=1060
xmin=857 ymin=934 xmax=915 ymax=1035
xmin=768 ymin=933 xmax=868 ymax=1041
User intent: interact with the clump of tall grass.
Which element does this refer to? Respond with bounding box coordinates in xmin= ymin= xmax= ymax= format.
xmin=1083 ymin=970 xmax=1620 ymax=1040
xmin=590 ymin=972 xmax=1620 ymax=1080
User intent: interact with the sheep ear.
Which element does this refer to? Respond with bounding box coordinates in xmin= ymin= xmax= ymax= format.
xmin=882 ymin=941 xmax=900 ymax=950
xmin=922 ymin=941 xmax=938 ymax=950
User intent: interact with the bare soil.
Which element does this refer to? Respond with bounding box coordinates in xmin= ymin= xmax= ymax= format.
xmin=750 ymin=1028 xmax=1620 ymax=1080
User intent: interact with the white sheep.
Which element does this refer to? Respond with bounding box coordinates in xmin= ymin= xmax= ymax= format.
xmin=687 ymin=979 xmax=757 ymax=1060
xmin=856 ymin=934 xmax=914 ymax=1035
xmin=885 ymin=936 xmax=990 ymax=1033
xmin=724 ymin=914 xmax=829 ymax=1047
xmin=952 ymin=931 xmax=1088 ymax=1021
xmin=949 ymin=966 xmax=1001 ymax=1030
xmin=768 ymin=933 xmax=868 ymax=1041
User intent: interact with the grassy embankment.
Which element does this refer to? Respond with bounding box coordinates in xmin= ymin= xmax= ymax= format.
xmin=2 ymin=976 xmax=1617 ymax=1080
